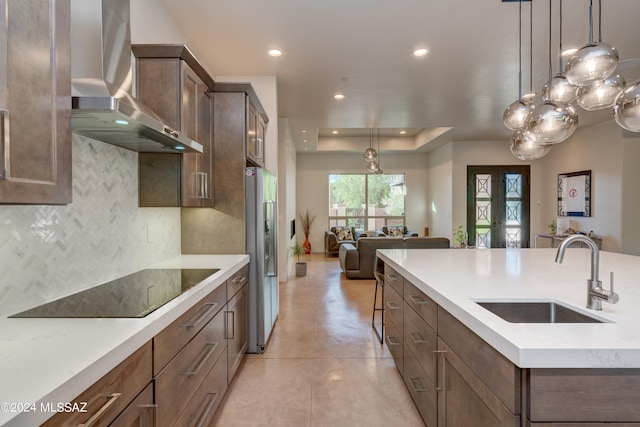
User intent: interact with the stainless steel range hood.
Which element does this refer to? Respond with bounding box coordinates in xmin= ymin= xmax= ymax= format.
xmin=70 ymin=0 xmax=203 ymax=153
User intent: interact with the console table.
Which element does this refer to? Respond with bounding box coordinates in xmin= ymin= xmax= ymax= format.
xmin=534 ymin=233 xmax=603 ymax=249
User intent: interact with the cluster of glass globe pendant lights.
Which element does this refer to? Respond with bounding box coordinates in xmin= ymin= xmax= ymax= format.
xmin=363 ymin=128 xmax=384 ymax=173
xmin=503 ymin=0 xmax=640 ymax=161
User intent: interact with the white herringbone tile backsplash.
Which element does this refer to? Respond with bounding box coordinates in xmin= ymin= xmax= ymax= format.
xmin=0 ymin=135 xmax=181 ymax=316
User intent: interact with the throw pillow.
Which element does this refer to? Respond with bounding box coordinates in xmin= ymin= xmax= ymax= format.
xmin=335 ymin=227 xmax=353 ymax=241
xmin=388 ymin=227 xmax=404 ymax=237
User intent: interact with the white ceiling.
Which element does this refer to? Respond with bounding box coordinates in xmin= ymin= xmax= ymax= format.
xmin=160 ymin=0 xmax=640 ymax=153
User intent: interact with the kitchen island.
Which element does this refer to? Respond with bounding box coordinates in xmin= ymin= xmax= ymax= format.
xmin=377 ymin=247 xmax=640 ymax=426
xmin=0 ymin=254 xmax=248 ymax=427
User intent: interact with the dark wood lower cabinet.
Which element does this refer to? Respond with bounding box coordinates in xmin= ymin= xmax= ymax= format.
xmin=385 ymin=262 xmax=640 ymax=427
xmin=109 ymin=383 xmax=155 ymax=427
xmin=438 ymin=338 xmax=519 ymax=427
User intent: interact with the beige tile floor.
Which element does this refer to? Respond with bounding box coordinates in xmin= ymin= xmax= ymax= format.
xmin=213 ymin=254 xmax=424 ymax=426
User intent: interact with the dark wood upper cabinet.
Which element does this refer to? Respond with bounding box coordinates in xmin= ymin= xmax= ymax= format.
xmin=0 ymin=0 xmax=72 ymax=205
xmin=133 ymin=45 xmax=214 ymax=207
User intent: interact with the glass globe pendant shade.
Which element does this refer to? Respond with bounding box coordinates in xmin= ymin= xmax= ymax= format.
xmin=503 ymin=99 xmax=534 ymax=130
xmin=613 ymin=81 xmax=640 ymax=132
xmin=577 ymin=74 xmax=626 ymax=111
xmin=366 ymin=160 xmax=379 ymax=173
xmin=542 ymin=74 xmax=579 ymax=104
xmin=564 ymin=42 xmax=619 ymax=87
xmin=510 ymin=130 xmax=551 ymax=160
xmin=525 ymin=101 xmax=579 ymax=145
xmin=363 ymin=147 xmax=377 ymax=161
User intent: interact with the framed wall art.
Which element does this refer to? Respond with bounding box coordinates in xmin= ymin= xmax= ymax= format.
xmin=558 ymin=170 xmax=591 ymax=217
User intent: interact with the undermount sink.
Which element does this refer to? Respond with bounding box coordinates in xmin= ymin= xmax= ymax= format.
xmin=476 ymin=301 xmax=606 ymax=324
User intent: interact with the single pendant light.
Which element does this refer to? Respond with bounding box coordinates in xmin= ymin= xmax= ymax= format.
xmin=526 ymin=0 xmax=578 ymax=145
xmin=510 ymin=129 xmax=551 ymax=160
xmin=363 ymin=128 xmax=378 ymax=162
xmin=542 ymin=0 xmax=579 ymax=104
xmin=565 ymin=0 xmax=619 ymax=87
xmin=503 ymin=0 xmax=533 ymax=131
xmin=375 ymin=129 xmax=384 ymax=174
xmin=613 ymin=82 xmax=640 ymax=132
xmin=576 ymin=0 xmax=625 ymax=110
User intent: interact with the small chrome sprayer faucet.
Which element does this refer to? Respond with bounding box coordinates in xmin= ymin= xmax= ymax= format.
xmin=555 ymin=234 xmax=619 ymax=310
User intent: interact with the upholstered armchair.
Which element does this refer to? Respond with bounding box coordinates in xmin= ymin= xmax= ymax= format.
xmin=324 ymin=226 xmax=367 ymax=256
xmin=379 ymin=226 xmax=419 ymax=237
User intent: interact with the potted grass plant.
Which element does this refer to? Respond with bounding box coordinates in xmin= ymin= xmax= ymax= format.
xmin=298 ymin=209 xmax=316 ymax=254
xmin=291 ymin=241 xmax=307 ymax=276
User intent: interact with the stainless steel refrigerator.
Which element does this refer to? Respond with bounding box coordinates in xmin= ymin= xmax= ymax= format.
xmin=245 ymin=167 xmax=279 ymax=353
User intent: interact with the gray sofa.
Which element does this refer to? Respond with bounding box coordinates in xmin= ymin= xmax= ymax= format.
xmin=324 ymin=226 xmax=368 ymax=256
xmin=338 ymin=236 xmax=450 ymax=279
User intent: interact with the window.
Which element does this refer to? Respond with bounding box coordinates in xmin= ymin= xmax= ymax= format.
xmin=329 ymin=174 xmax=405 ymax=230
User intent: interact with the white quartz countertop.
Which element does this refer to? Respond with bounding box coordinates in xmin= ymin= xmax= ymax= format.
xmin=377 ymin=248 xmax=640 ymax=369
xmin=0 ymin=254 xmax=248 ymax=427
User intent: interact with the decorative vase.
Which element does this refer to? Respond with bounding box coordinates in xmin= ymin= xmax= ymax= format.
xmin=303 ymin=236 xmax=311 ymax=254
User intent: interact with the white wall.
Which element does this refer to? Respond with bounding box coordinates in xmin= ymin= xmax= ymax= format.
xmin=622 ymin=135 xmax=640 ymax=255
xmin=427 ymin=143 xmax=453 ymax=239
xmin=131 ymin=0 xmax=190 ymax=45
xmin=278 ymin=119 xmax=298 ymax=279
xmin=539 ymin=120 xmax=626 ymax=253
xmin=296 ymin=152 xmax=431 ymax=253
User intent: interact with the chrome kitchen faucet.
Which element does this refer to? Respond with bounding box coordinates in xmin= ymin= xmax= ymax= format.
xmin=555 ymin=234 xmax=619 ymax=310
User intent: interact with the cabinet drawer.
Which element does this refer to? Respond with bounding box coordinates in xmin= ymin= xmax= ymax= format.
xmin=227 ymin=265 xmax=248 ymax=300
xmin=384 ymin=283 xmax=403 ymax=332
xmin=42 ymin=342 xmax=152 ymax=427
xmin=155 ymin=308 xmax=227 ymax=427
xmin=384 ymin=264 xmax=403 ymax=296
xmin=404 ymin=300 xmax=437 ymax=385
xmin=527 ymin=368 xmax=640 ymax=422
xmin=108 ymin=382 xmax=154 ymax=427
xmin=384 ymin=315 xmax=404 ymax=374
xmin=403 ymin=343 xmax=438 ymax=427
xmin=154 ymin=283 xmax=226 ymax=374
xmin=404 ymin=279 xmax=437 ymax=330
xmin=174 ymin=349 xmax=228 ymax=427
xmin=438 ymin=307 xmax=520 ymax=415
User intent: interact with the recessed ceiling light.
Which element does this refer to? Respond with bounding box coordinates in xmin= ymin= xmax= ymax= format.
xmin=334 ymin=93 xmax=345 ymax=100
xmin=413 ymin=48 xmax=428 ymax=57
xmin=399 ymin=130 xmax=406 ymax=134
xmin=332 ymin=130 xmax=339 ymax=134
xmin=268 ymin=49 xmax=282 ymax=57
xmin=302 ymin=130 xmax=307 ymax=133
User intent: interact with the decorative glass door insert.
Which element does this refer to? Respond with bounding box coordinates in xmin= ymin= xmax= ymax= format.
xmin=467 ymin=166 xmax=530 ymax=248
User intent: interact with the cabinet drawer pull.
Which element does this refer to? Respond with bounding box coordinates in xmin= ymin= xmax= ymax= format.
xmin=194 ymin=392 xmax=219 ymax=427
xmin=409 ymin=331 xmax=427 ymax=344
xmin=78 ymin=392 xmax=122 ymax=427
xmin=197 ymin=172 xmax=208 ymax=199
xmin=183 ymin=302 xmax=218 ymax=329
xmin=225 ymin=310 xmax=235 ymax=339
xmin=433 ymin=350 xmax=447 ymax=391
xmin=385 ymin=301 xmax=399 ymax=310
xmin=409 ymin=376 xmax=428 ymax=393
xmin=409 ymin=295 xmax=428 ymax=305
xmin=385 ymin=335 xmax=400 ymax=346
xmin=386 ymin=274 xmax=399 ymax=281
xmin=0 ymin=109 xmax=9 ymax=180
xmin=232 ymin=275 xmax=247 ymax=284
xmin=184 ymin=342 xmax=218 ymax=377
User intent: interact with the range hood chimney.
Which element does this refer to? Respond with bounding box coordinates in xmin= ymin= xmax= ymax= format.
xmin=70 ymin=0 xmax=203 ymax=153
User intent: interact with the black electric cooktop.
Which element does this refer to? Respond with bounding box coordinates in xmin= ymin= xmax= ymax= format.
xmin=10 ymin=268 xmax=219 ymax=318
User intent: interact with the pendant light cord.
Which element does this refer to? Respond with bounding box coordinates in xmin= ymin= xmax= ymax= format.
xmin=558 ymin=0 xmax=563 ymax=73
xmin=598 ymin=0 xmax=602 ymax=43
xmin=548 ymin=0 xmax=553 ymax=86
xmin=517 ymin=0 xmax=523 ymax=100
xmin=529 ymin=0 xmax=533 ymax=97
xmin=588 ymin=0 xmax=594 ymax=45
